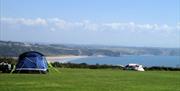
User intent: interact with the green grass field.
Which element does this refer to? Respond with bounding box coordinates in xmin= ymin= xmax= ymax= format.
xmin=0 ymin=68 xmax=180 ymax=91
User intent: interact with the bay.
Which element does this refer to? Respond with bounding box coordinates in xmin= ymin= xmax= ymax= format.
xmin=69 ymin=56 xmax=180 ymax=67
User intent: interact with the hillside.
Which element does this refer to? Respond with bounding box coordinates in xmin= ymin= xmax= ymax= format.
xmin=0 ymin=40 xmax=180 ymax=57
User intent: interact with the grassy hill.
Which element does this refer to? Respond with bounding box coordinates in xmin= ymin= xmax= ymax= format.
xmin=0 ymin=40 xmax=180 ymax=57
xmin=0 ymin=68 xmax=180 ymax=91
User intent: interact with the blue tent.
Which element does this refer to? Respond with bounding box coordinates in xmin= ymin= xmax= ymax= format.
xmin=15 ymin=51 xmax=48 ymax=73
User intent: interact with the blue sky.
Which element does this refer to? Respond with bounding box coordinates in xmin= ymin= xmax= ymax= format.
xmin=0 ymin=0 xmax=180 ymax=48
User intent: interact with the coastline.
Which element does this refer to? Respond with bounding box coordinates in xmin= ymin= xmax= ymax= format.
xmin=46 ymin=55 xmax=88 ymax=63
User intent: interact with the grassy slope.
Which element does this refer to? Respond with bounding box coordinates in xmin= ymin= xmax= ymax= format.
xmin=0 ymin=69 xmax=180 ymax=91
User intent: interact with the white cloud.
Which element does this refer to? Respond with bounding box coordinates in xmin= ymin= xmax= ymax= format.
xmin=136 ymin=24 xmax=153 ymax=30
xmin=82 ymin=20 xmax=99 ymax=31
xmin=54 ymin=19 xmax=67 ymax=29
xmin=1 ymin=17 xmax=179 ymax=32
xmin=1 ymin=17 xmax=47 ymax=26
xmin=176 ymin=22 xmax=180 ymax=30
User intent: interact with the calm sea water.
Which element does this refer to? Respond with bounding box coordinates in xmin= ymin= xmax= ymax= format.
xmin=69 ymin=56 xmax=180 ymax=67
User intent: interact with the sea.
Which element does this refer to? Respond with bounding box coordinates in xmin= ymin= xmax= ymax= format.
xmin=65 ymin=56 xmax=180 ymax=68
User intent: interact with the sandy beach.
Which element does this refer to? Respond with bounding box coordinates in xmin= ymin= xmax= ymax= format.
xmin=46 ymin=56 xmax=88 ymax=63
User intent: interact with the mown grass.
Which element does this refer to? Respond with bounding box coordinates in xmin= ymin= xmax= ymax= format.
xmin=0 ymin=68 xmax=180 ymax=91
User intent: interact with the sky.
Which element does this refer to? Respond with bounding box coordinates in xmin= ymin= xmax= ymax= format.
xmin=0 ymin=0 xmax=180 ymax=48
